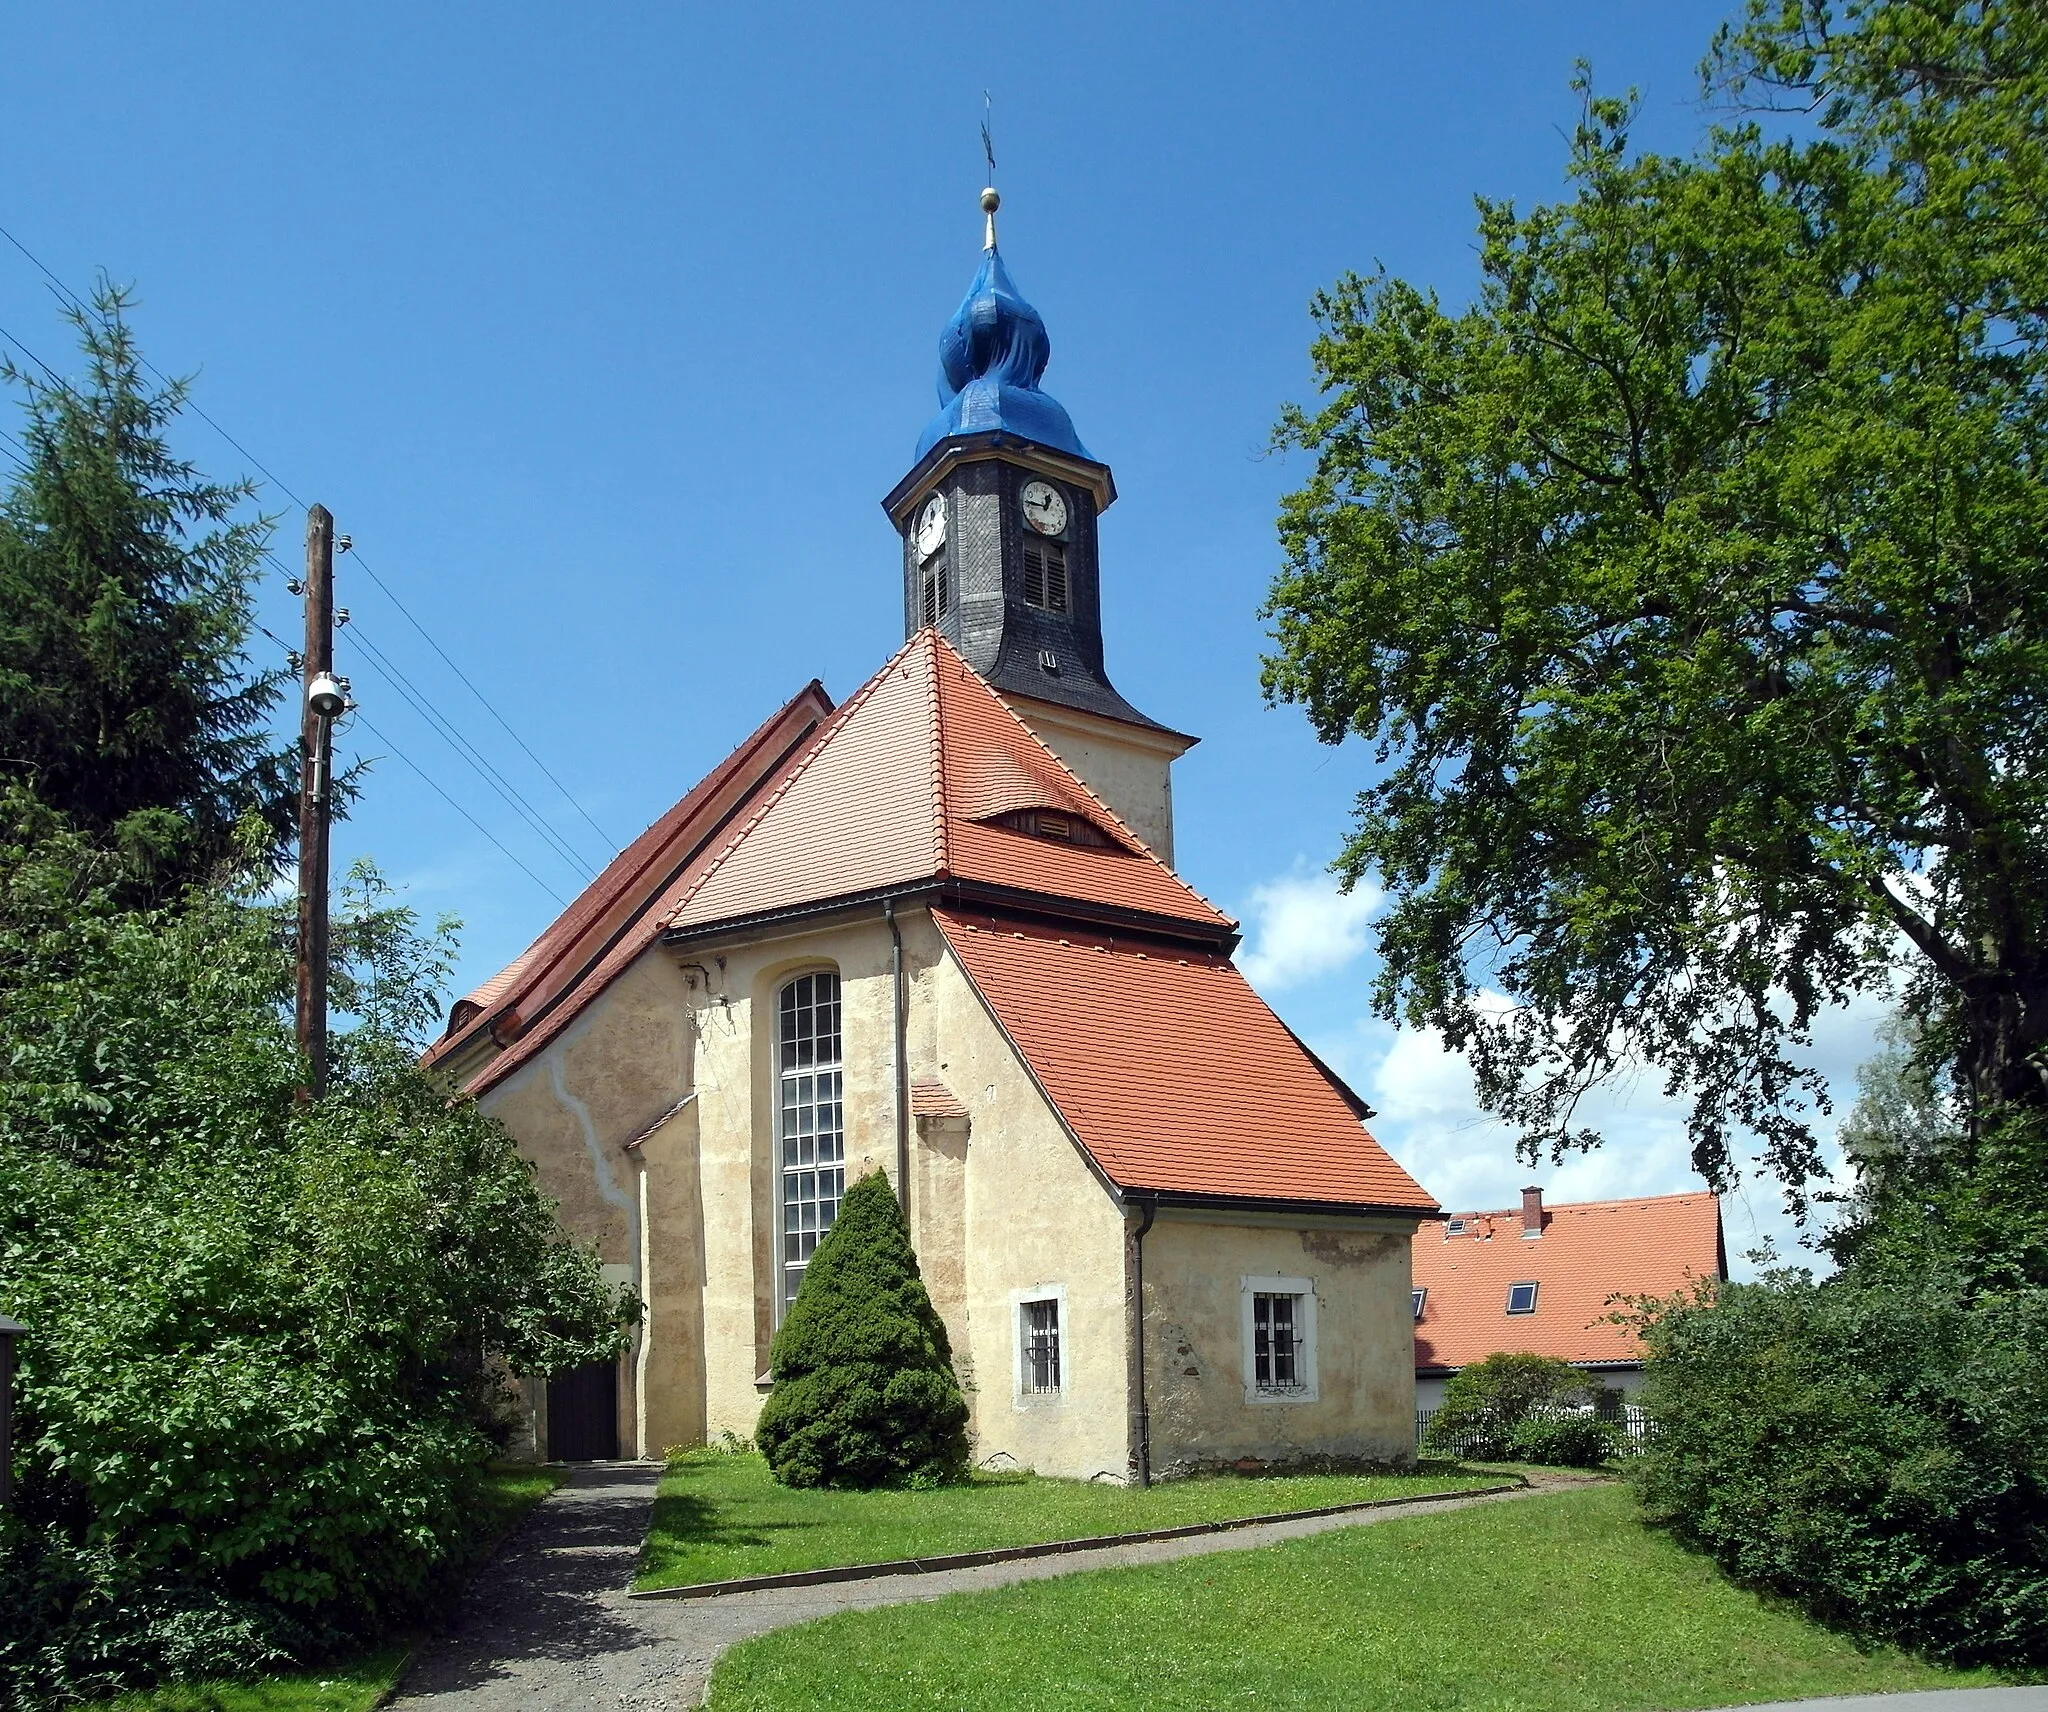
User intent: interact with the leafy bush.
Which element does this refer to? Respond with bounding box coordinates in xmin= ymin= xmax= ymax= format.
xmin=755 ymin=1171 xmax=969 ymax=1490
xmin=1506 ymin=1412 xmax=1617 ymax=1468
xmin=1632 ymin=1261 xmax=2048 ymax=1667
xmin=0 ymin=817 xmax=627 ymax=1706
xmin=1422 ymin=1352 xmax=1600 ymax=1460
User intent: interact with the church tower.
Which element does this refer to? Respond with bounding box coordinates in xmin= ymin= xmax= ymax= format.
xmin=882 ymin=188 xmax=1195 ymax=864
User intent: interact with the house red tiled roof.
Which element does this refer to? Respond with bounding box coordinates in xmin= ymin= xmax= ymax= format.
xmin=933 ymin=909 xmax=1438 ymax=1212
xmin=1410 ymin=1191 xmax=1725 ymax=1373
xmin=663 ymin=630 xmax=1232 ymax=936
xmin=423 ymin=682 xmax=834 ymax=1094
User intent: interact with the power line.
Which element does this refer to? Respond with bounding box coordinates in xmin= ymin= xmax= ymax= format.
xmin=0 ymin=218 xmax=309 ymax=509
xmin=262 ymin=548 xmax=600 ymax=887
xmin=0 ymin=216 xmax=621 ymax=858
xmin=344 ymin=618 xmax=600 ymax=880
xmin=349 ymin=712 xmax=570 ymax=907
xmin=341 ymin=545 xmax=619 ymax=852
xmin=0 ymin=319 xmax=61 ymax=382
xmin=255 ymin=615 xmax=580 ymax=904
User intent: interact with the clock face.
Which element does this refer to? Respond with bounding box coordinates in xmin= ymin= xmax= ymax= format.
xmin=1020 ymin=480 xmax=1068 ymax=537
xmin=915 ymin=494 xmax=947 ymax=559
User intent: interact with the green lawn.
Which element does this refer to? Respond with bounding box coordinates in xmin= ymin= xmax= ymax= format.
xmin=706 ymin=1482 xmax=2008 ymax=1712
xmin=637 ymin=1450 xmax=1499 ymax=1590
xmin=95 ymin=1464 xmax=568 ymax=1712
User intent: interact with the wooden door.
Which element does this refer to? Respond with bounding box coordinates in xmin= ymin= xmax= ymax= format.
xmin=546 ymin=1361 xmax=619 ymax=1460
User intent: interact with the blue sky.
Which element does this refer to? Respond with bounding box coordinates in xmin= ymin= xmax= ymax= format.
xmin=2 ymin=1 xmax=1868 ymax=1266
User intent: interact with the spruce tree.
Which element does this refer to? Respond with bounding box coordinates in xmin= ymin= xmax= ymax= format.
xmin=755 ymin=1170 xmax=970 ymax=1488
xmin=0 ymin=285 xmax=296 ymax=896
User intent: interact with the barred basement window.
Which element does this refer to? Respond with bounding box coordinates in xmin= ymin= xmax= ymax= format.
xmin=1242 ymin=1276 xmax=1318 ymax=1403
xmin=1021 ymin=1299 xmax=1061 ymax=1394
xmin=777 ymin=971 xmax=844 ymax=1312
xmin=920 ymin=549 xmax=950 ymax=626
xmin=1022 ymin=538 xmax=1067 ymax=613
xmin=1253 ymin=1293 xmax=1304 ymax=1391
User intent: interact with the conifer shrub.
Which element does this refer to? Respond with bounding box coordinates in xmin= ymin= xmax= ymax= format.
xmin=755 ymin=1171 xmax=970 ymax=1489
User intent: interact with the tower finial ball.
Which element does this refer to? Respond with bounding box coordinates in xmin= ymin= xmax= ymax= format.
xmin=980 ymin=187 xmax=1000 ymax=214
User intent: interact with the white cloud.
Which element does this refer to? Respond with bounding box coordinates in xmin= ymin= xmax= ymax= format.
xmin=1236 ymin=869 xmax=1384 ymax=993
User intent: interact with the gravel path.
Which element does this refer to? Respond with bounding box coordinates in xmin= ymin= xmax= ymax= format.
xmin=387 ymin=1464 xmax=1565 ymax=1711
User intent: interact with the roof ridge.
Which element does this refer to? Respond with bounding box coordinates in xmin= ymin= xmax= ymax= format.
xmin=659 ymin=635 xmax=923 ymax=928
xmin=1457 ymin=1190 xmax=1717 ymax=1217
xmin=927 ymin=631 xmax=1234 ymax=927
xmin=921 ymin=631 xmax=949 ymax=876
xmin=427 ymin=679 xmax=832 ymax=1067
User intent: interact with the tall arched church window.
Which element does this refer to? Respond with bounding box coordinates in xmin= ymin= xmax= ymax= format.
xmin=777 ymin=971 xmax=844 ymax=1310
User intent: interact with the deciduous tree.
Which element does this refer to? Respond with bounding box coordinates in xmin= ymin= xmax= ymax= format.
xmin=1265 ymin=0 xmax=2048 ymax=1197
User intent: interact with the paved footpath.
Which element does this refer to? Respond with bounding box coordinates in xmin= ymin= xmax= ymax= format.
xmin=388 ymin=1464 xmax=1568 ymax=1711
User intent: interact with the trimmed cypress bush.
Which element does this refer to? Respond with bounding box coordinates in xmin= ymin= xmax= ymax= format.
xmin=755 ymin=1171 xmax=970 ymax=1489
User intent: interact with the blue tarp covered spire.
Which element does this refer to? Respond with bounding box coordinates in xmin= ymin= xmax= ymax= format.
xmin=915 ymin=195 xmax=1092 ymax=463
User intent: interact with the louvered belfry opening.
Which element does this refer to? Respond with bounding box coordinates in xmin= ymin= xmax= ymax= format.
xmin=1022 ymin=537 xmax=1067 ymax=613
xmin=920 ymin=549 xmax=950 ymax=625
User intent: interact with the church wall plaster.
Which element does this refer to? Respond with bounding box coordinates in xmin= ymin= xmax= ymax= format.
xmin=473 ymin=907 xmax=1416 ymax=1478
xmin=1140 ymin=1219 xmax=1417 ymax=1474
xmin=922 ymin=935 xmax=1133 ymax=1482
xmin=481 ymin=950 xmax=696 ymax=1456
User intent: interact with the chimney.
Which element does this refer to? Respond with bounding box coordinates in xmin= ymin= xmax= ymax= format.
xmin=1521 ymin=1186 xmax=1544 ymax=1238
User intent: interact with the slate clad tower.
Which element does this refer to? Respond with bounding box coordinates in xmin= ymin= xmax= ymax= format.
xmin=883 ymin=188 xmax=1195 ymax=864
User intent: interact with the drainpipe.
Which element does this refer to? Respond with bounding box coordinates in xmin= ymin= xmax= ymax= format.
xmin=884 ymin=899 xmax=909 ymax=1211
xmin=633 ymin=1149 xmax=652 ymax=1460
xmin=1131 ymin=1196 xmax=1157 ymax=1487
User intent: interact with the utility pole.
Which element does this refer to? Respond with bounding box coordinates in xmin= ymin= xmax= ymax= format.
xmin=295 ymin=505 xmax=337 ymax=1099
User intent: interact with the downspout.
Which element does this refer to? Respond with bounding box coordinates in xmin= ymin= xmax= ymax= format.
xmin=633 ymin=1149 xmax=651 ymax=1459
xmin=884 ymin=899 xmax=909 ymax=1210
xmin=1131 ymin=1195 xmax=1157 ymax=1487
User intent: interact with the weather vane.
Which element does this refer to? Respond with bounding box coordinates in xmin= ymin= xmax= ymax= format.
xmin=980 ymin=92 xmax=1000 ymax=249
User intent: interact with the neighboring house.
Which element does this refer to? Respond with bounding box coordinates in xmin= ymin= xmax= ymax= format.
xmin=424 ymin=201 xmax=1440 ymax=1480
xmin=1410 ymin=1188 xmax=1725 ymax=1410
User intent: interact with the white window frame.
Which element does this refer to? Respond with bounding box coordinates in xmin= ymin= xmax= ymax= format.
xmin=1241 ymin=1275 xmax=1319 ymax=1405
xmin=1010 ymin=1283 xmax=1067 ymax=1406
xmin=1506 ymin=1280 xmax=1539 ymax=1315
xmin=775 ymin=969 xmax=845 ymax=1320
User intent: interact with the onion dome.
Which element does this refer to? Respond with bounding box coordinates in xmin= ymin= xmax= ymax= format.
xmin=915 ymin=189 xmax=1092 ymax=462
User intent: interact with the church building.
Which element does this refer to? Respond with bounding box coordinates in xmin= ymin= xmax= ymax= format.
xmin=424 ymin=190 xmax=1440 ymax=1481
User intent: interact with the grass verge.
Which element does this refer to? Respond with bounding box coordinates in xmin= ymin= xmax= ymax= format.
xmin=95 ymin=1463 xmax=569 ymax=1712
xmin=636 ymin=1450 xmax=1498 ymax=1591
xmin=706 ymin=1482 xmax=2007 ymax=1711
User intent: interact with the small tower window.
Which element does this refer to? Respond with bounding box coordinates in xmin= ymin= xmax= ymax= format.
xmin=1022 ymin=538 xmax=1067 ymax=614
xmin=920 ymin=550 xmax=950 ymax=626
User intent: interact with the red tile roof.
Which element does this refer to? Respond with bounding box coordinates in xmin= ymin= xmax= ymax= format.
xmin=909 ymin=1077 xmax=970 ymax=1120
xmin=1410 ymin=1192 xmax=1725 ymax=1373
xmin=423 ymin=682 xmax=834 ymax=1094
xmin=933 ymin=909 xmax=1438 ymax=1212
xmin=433 ymin=632 xmax=1231 ymax=1101
xmin=663 ymin=630 xmax=1232 ymax=937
